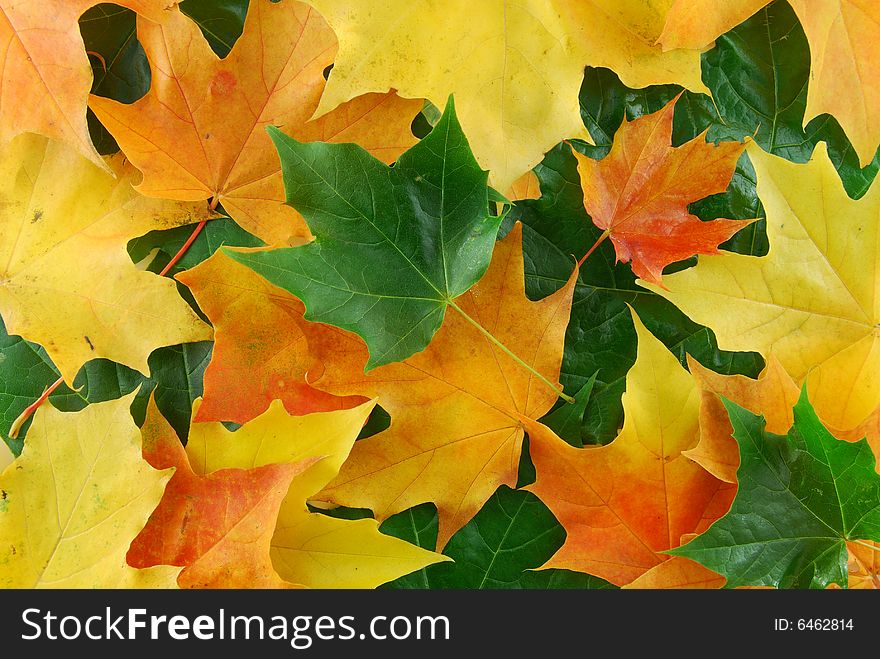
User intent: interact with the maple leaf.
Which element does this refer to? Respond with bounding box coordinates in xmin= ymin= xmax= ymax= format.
xmin=89 ymin=0 xmax=422 ymax=245
xmin=0 ymin=395 xmax=179 ymax=588
xmin=642 ymin=143 xmax=880 ymax=430
xmin=660 ymin=0 xmax=880 ymax=168
xmin=687 ymin=355 xmax=800 ymax=483
xmin=128 ymin=398 xmax=319 ymax=588
xmin=303 ymin=0 xmax=704 ymax=194
xmin=0 ymin=0 xmax=175 ymax=169
xmin=0 ymin=133 xmax=212 ymax=385
xmin=176 ymin=250 xmax=365 ymax=424
xmin=525 ymin=310 xmax=734 ymax=586
xmin=184 ymin=399 xmax=448 ymax=588
xmin=572 ymin=97 xmax=753 ymax=285
xmin=229 ymin=99 xmax=504 ymax=368
xmin=301 ymin=224 xmax=576 ymax=547
xmin=671 ymin=388 xmax=880 ymax=589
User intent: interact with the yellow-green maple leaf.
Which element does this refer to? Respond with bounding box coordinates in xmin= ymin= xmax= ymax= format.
xmin=0 ymin=395 xmax=180 ymax=588
xmin=643 ymin=143 xmax=880 ymax=431
xmin=185 ymin=399 xmax=449 ymax=588
xmin=305 ymin=0 xmax=705 ymax=193
xmin=0 ymin=134 xmax=213 ymax=384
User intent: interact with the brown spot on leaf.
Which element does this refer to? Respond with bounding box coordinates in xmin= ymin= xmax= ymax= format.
xmin=210 ymin=70 xmax=237 ymax=97
xmin=30 ymin=210 xmax=43 ymax=223
xmin=84 ymin=336 xmax=94 ymax=350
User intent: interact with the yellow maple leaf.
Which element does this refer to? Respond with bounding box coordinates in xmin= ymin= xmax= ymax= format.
xmin=643 ymin=143 xmax=880 ymax=431
xmin=0 ymin=442 xmax=12 ymax=472
xmin=0 ymin=394 xmax=180 ymax=588
xmin=0 ymin=134 xmax=213 ymax=385
xmin=185 ymin=399 xmax=449 ymax=588
xmin=90 ymin=0 xmax=422 ymax=245
xmin=0 ymin=0 xmax=176 ymax=169
xmin=305 ymin=0 xmax=705 ymax=193
xmin=660 ymin=0 xmax=880 ymax=167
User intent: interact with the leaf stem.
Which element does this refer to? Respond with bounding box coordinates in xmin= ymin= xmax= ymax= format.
xmin=577 ymin=228 xmax=610 ymax=267
xmin=9 ymin=376 xmax=65 ymax=439
xmin=158 ymin=197 xmax=217 ymax=277
xmin=447 ymin=300 xmax=575 ymax=404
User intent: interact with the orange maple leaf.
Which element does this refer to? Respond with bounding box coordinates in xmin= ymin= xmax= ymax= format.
xmin=128 ymin=399 xmax=319 ymax=588
xmin=0 ymin=0 xmax=174 ymax=169
xmin=847 ymin=541 xmax=879 ymax=589
xmin=525 ymin=310 xmax=734 ymax=586
xmin=572 ymin=96 xmax=753 ymax=285
xmin=89 ymin=0 xmax=422 ymax=244
xmin=176 ymin=250 xmax=365 ymax=424
xmin=623 ymin=556 xmax=725 ymax=589
xmin=307 ymin=223 xmax=576 ymax=548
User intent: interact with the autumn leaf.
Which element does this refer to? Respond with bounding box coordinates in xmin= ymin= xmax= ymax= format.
xmin=622 ymin=556 xmax=725 ymax=589
xmin=128 ymin=399 xmax=319 ymax=588
xmin=507 ymin=171 xmax=541 ymax=202
xmin=658 ymin=0 xmax=769 ymax=51
xmin=643 ymin=143 xmax=880 ymax=430
xmin=0 ymin=133 xmax=212 ymax=385
xmin=176 ymin=250 xmax=365 ymax=424
xmin=831 ymin=407 xmax=880 ymax=471
xmin=304 ymin=0 xmax=704 ymax=193
xmin=0 ymin=395 xmax=179 ymax=588
xmin=671 ymin=388 xmax=880 ymax=589
xmin=661 ymin=0 xmax=880 ymax=167
xmin=526 ymin=310 xmax=733 ymax=586
xmin=89 ymin=0 xmax=421 ymax=245
xmin=572 ymin=97 xmax=753 ymax=285
xmin=184 ymin=399 xmax=448 ymax=588
xmin=298 ymin=224 xmax=576 ymax=547
xmin=0 ymin=0 xmax=176 ymax=169
xmin=687 ymin=355 xmax=800 ymax=483
xmin=847 ymin=541 xmax=879 ymax=589
xmin=229 ymin=99 xmax=504 ymax=368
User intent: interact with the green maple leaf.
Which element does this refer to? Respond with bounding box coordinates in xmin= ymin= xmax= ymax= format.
xmin=669 ymin=387 xmax=880 ymax=589
xmin=228 ymin=98 xmax=502 ymax=369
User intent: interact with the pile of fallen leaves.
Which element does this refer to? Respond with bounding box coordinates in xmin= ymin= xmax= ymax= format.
xmin=1 ymin=0 xmax=879 ymax=590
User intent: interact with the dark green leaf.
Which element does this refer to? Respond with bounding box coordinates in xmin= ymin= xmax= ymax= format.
xmin=540 ymin=375 xmax=596 ymax=448
xmin=670 ymin=388 xmax=880 ymax=589
xmin=179 ymin=0 xmax=249 ymax=58
xmin=700 ymin=0 xmax=879 ymax=198
xmin=228 ymin=99 xmax=501 ymax=368
xmin=80 ymin=3 xmax=150 ymax=154
xmin=130 ymin=342 xmax=213 ymax=441
xmin=128 ymin=214 xmax=263 ymax=274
